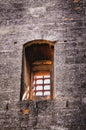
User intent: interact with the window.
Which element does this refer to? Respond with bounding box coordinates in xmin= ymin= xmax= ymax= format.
xmin=21 ymin=40 xmax=55 ymax=101
xmin=32 ymin=70 xmax=51 ymax=100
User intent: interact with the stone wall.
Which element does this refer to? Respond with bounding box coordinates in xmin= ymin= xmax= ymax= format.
xmin=0 ymin=0 xmax=86 ymax=130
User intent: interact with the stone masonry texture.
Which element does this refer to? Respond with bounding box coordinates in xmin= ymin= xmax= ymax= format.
xmin=0 ymin=0 xmax=86 ymax=130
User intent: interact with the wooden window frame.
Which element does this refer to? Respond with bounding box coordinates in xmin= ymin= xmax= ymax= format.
xmin=33 ymin=71 xmax=51 ymax=98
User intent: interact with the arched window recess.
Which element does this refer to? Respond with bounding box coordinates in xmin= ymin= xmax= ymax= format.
xmin=21 ymin=40 xmax=56 ymax=101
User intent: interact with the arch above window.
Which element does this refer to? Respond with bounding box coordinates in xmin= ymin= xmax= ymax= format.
xmin=21 ymin=39 xmax=55 ymax=101
xmin=24 ymin=39 xmax=55 ymax=47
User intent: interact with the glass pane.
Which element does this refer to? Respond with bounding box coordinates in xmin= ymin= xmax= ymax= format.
xmin=36 ymin=79 xmax=43 ymax=84
xmin=36 ymin=92 xmax=43 ymax=96
xmin=36 ymin=86 xmax=43 ymax=90
xmin=44 ymin=75 xmax=50 ymax=78
xmin=44 ymin=85 xmax=50 ymax=90
xmin=44 ymin=79 xmax=50 ymax=84
xmin=44 ymin=91 xmax=50 ymax=96
xmin=36 ymin=76 xmax=43 ymax=78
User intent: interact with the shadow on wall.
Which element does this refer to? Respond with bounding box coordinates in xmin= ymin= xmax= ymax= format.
xmin=68 ymin=105 xmax=86 ymax=130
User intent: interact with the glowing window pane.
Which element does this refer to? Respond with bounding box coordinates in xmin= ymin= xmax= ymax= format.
xmin=44 ymin=75 xmax=50 ymax=78
xmin=36 ymin=92 xmax=43 ymax=96
xmin=36 ymin=86 xmax=43 ymax=90
xmin=36 ymin=79 xmax=43 ymax=84
xmin=44 ymin=91 xmax=50 ymax=96
xmin=36 ymin=76 xmax=43 ymax=78
xmin=44 ymin=79 xmax=50 ymax=84
xmin=44 ymin=85 xmax=50 ymax=90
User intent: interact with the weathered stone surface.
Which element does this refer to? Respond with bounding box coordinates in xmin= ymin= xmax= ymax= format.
xmin=0 ymin=0 xmax=86 ymax=130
